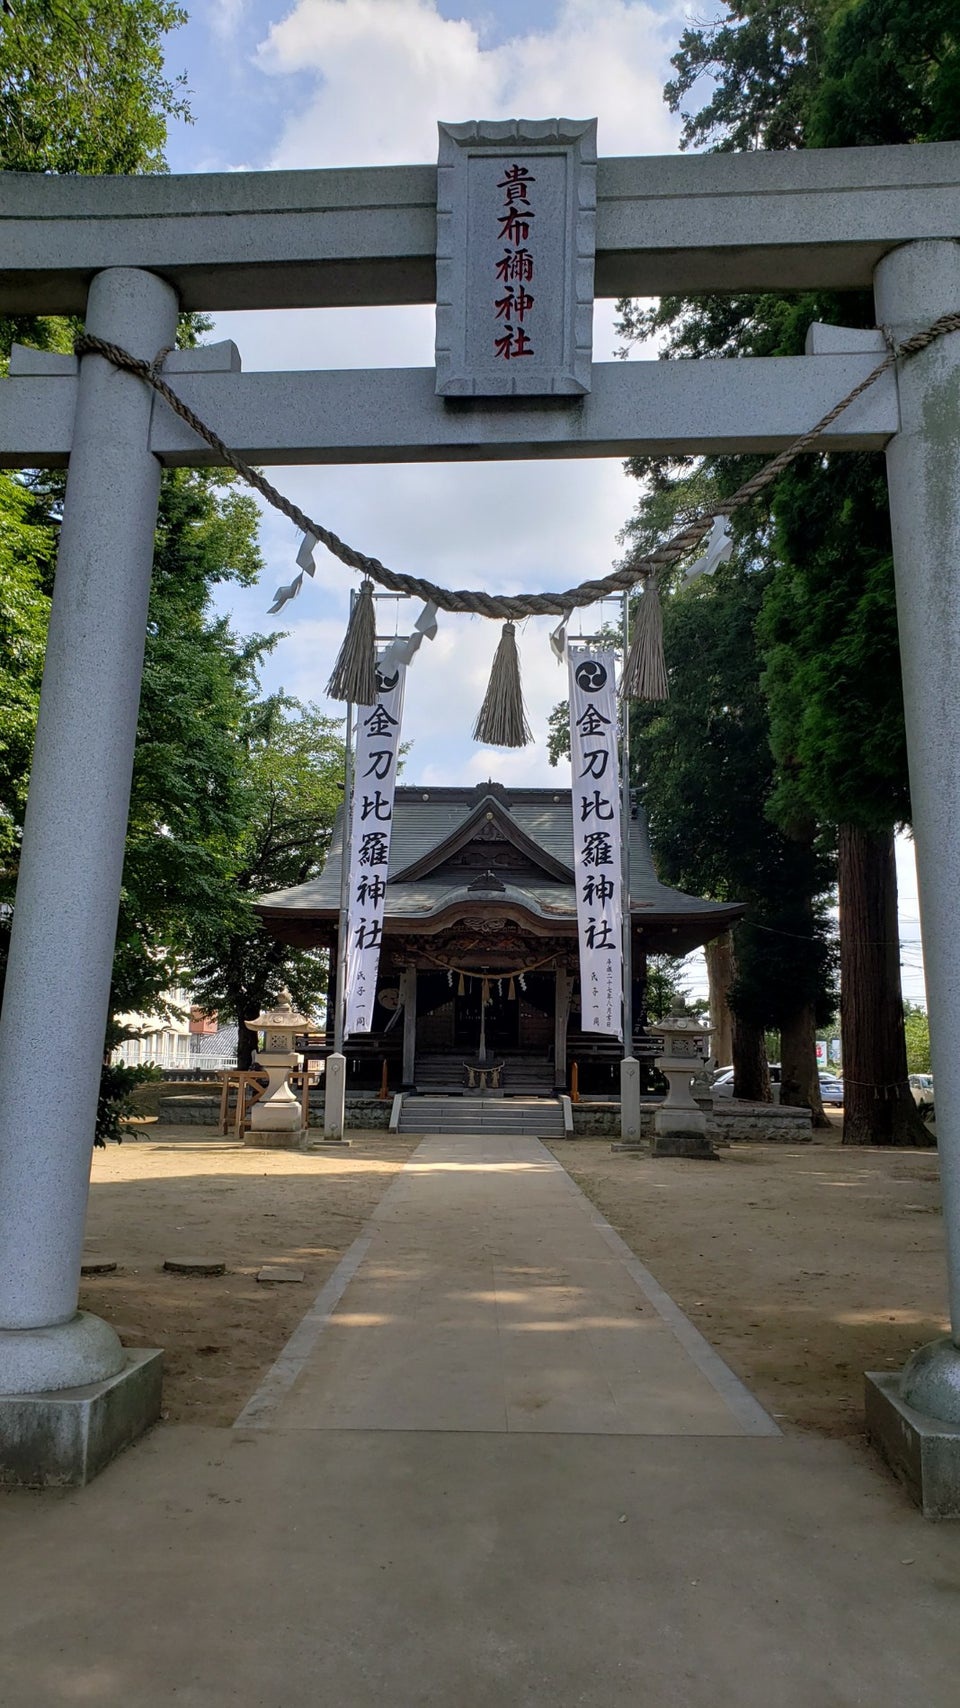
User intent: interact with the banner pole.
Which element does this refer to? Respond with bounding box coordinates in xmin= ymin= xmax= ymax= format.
xmin=621 ymin=590 xmax=633 ymax=1055
xmin=334 ymin=592 xmax=357 ymax=1058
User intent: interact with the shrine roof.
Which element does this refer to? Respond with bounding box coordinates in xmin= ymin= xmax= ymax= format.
xmin=256 ymin=784 xmax=743 ymax=944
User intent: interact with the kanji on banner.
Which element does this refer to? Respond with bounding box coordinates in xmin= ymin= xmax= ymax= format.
xmin=344 ymin=663 xmax=405 ymax=1035
xmin=567 ymin=647 xmax=623 ymax=1038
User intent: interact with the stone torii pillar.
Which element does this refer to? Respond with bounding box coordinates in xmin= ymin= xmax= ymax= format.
xmin=866 ymin=239 xmax=960 ymax=1512
xmin=0 ymin=268 xmax=176 ymax=1480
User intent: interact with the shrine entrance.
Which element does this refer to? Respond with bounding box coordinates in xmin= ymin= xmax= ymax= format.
xmin=2 ymin=123 xmax=960 ymax=1497
xmin=453 ymin=982 xmax=520 ymax=1055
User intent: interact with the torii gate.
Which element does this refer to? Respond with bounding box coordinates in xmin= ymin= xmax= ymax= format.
xmin=1 ymin=129 xmax=959 ymax=1504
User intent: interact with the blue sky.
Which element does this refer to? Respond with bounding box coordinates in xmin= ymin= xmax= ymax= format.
xmin=147 ymin=1 xmax=925 ymax=1006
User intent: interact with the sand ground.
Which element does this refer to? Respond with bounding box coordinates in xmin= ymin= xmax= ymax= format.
xmin=80 ymin=1122 xmax=946 ymax=1436
xmin=80 ymin=1129 xmax=416 ymax=1425
xmin=552 ymin=1130 xmax=947 ymax=1436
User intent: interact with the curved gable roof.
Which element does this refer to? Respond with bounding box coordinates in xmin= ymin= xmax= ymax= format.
xmin=391 ymin=792 xmax=573 ymax=884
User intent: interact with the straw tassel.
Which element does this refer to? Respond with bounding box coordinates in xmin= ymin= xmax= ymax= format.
xmin=621 ymin=575 xmax=669 ymax=701
xmin=458 ymin=972 xmax=465 ymax=996
xmin=472 ymin=622 xmax=533 ymax=747
xmin=508 ymin=978 xmax=516 ymax=1001
xmin=326 ymin=579 xmax=378 ymax=705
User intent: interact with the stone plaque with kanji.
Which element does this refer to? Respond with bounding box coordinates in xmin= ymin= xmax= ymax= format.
xmin=435 ymin=118 xmax=597 ymax=399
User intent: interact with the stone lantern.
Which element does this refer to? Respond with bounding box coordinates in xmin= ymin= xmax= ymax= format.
xmin=645 ymin=1013 xmax=715 ymax=1159
xmin=244 ymin=986 xmax=310 ymax=1147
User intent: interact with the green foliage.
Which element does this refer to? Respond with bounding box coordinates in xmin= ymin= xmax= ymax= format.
xmin=0 ymin=0 xmax=189 ymax=174
xmin=612 ymin=0 xmax=957 ymax=1136
xmin=645 ymin=956 xmax=699 ymax=1022
xmin=759 ymin=455 xmax=910 ymax=833
xmin=665 ymin=2 xmax=829 ymax=154
xmin=627 ymin=552 xmax=837 ymax=1033
xmin=94 ymin=1057 xmax=160 ymax=1147
xmin=0 ymin=1 xmax=192 ymax=354
xmin=114 ymin=469 xmax=273 ymax=1018
xmin=184 ymin=697 xmax=346 ymax=1049
xmin=903 ymin=1000 xmax=931 ymax=1074
xmin=0 ymin=474 xmax=52 ymax=862
xmin=811 ymin=0 xmax=960 ymax=147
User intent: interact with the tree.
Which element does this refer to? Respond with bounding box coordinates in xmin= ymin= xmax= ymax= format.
xmin=0 ymin=3 xmax=279 ymax=1059
xmin=547 ymin=552 xmax=837 ymax=1116
xmin=626 ymin=554 xmax=836 ymax=1114
xmin=0 ymin=0 xmax=188 ymax=172
xmin=645 ymin=955 xmax=696 ymax=1023
xmin=903 ymin=1001 xmax=931 ymax=1075
xmin=0 ymin=1 xmax=191 ymax=357
xmin=184 ymin=698 xmax=346 ymax=1070
xmin=0 ymin=475 xmax=52 ymax=864
xmin=616 ymin=0 xmax=954 ymax=1143
xmin=0 ymin=0 xmax=196 ymax=920
xmin=111 ymin=468 xmax=272 ymax=1021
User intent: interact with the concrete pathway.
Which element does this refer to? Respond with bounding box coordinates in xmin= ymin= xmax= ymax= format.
xmin=237 ymin=1133 xmax=775 ymax=1437
xmin=3 ymin=1131 xmax=960 ymax=1708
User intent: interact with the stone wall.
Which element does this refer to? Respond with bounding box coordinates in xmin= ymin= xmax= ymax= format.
xmin=569 ymin=1098 xmax=813 ymax=1144
xmin=157 ymin=1095 xmax=220 ymax=1125
xmin=158 ymin=1091 xmax=811 ymax=1141
xmin=157 ymin=1092 xmax=393 ymax=1130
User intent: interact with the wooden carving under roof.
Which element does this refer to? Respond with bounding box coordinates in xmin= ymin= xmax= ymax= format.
xmin=391 ymin=792 xmax=573 ymax=885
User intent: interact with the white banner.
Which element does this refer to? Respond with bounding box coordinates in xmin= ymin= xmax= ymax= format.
xmin=344 ymin=663 xmax=405 ymax=1035
xmin=568 ymin=647 xmax=623 ymax=1038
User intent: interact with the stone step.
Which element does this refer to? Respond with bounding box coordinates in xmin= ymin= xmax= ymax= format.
xmin=398 ymin=1095 xmax=564 ymax=1136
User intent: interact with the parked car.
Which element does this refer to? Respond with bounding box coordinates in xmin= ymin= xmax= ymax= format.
xmin=909 ymin=1074 xmax=935 ymax=1119
xmin=712 ymin=1064 xmax=843 ymax=1106
xmin=817 ymin=1073 xmax=844 ymax=1107
xmin=711 ymin=1064 xmax=781 ymax=1102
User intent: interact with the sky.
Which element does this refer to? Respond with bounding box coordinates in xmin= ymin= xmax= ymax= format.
xmin=151 ymin=0 xmax=927 ymax=1009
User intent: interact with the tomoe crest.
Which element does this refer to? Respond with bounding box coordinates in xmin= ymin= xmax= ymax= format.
xmin=574 ymin=660 xmax=608 ymax=694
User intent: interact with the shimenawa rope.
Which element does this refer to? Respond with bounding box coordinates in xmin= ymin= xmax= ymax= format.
xmin=74 ymin=310 xmax=960 ymax=623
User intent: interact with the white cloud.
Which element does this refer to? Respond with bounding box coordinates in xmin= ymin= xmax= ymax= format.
xmin=210 ymin=0 xmax=250 ymax=40
xmin=256 ymin=0 xmax=682 ymax=167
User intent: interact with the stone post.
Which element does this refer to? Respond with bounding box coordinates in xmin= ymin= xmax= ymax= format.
xmin=619 ymin=1057 xmax=643 ymax=1143
xmin=867 ymin=241 xmax=960 ymax=1440
xmin=322 ymin=1053 xmax=347 ymax=1142
xmin=0 ymin=268 xmax=176 ymax=1416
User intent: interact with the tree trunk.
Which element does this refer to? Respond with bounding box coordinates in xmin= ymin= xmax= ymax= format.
xmin=705 ymin=931 xmax=735 ymax=1067
xmin=235 ymin=994 xmax=260 ymax=1071
xmin=732 ymin=1013 xmax=770 ymax=1101
xmin=838 ymin=823 xmax=930 ymax=1146
xmin=780 ymin=1002 xmax=830 ymax=1127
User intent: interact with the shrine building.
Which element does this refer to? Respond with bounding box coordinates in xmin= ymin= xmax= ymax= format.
xmin=257 ymin=781 xmax=742 ymax=1098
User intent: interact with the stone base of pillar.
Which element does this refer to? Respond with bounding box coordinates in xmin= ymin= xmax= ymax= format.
xmin=652 ymin=1107 xmax=717 ymax=1160
xmin=865 ymin=1370 xmax=960 ymax=1519
xmin=242 ymin=1127 xmax=308 ymax=1150
xmin=0 ymin=1347 xmax=163 ymax=1488
xmin=0 ymin=1309 xmax=124 ymax=1394
xmin=651 ymin=1131 xmax=717 ymax=1159
xmin=323 ymin=1053 xmax=347 ymax=1140
xmin=250 ymin=1099 xmax=302 ymax=1132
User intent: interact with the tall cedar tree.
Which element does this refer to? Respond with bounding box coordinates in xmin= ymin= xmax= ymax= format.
xmin=619 ymin=0 xmax=955 ymax=1142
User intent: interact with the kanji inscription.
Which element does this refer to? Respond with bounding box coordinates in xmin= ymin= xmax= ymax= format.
xmin=436 ymin=118 xmax=597 ymax=398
